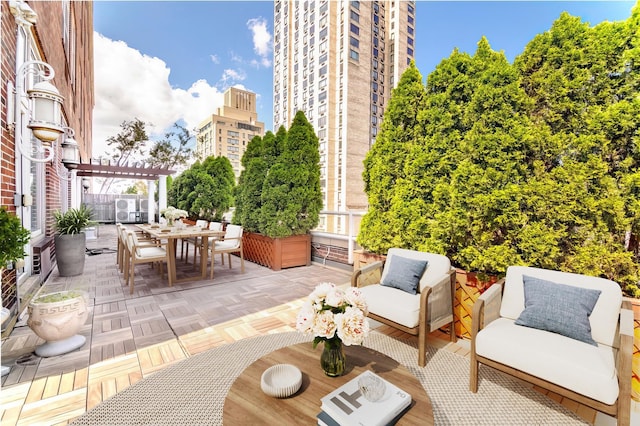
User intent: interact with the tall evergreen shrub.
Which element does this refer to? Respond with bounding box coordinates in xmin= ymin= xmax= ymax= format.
xmin=358 ymin=8 xmax=640 ymax=296
xmin=260 ymin=111 xmax=322 ymax=237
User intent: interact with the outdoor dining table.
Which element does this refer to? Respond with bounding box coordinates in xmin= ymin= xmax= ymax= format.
xmin=136 ymin=224 xmax=225 ymax=283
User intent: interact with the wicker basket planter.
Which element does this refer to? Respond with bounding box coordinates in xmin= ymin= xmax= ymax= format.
xmin=242 ymin=232 xmax=311 ymax=271
xmin=454 ymin=269 xmax=499 ymax=339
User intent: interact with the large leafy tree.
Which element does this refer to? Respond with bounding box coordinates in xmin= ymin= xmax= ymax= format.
xmin=168 ymin=156 xmax=235 ymax=221
xmin=260 ymin=111 xmax=322 ymax=237
xmin=100 ymin=118 xmax=148 ymax=193
xmin=100 ymin=119 xmax=192 ymax=194
xmin=147 ymin=123 xmax=193 ymax=169
xmin=515 ymin=8 xmax=640 ymax=294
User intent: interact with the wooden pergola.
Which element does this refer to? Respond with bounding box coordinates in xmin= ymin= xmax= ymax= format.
xmin=75 ymin=158 xmax=176 ymax=223
xmin=75 ymin=158 xmax=175 ymax=180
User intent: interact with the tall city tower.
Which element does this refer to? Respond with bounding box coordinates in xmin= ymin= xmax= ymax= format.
xmin=273 ymin=0 xmax=415 ymax=232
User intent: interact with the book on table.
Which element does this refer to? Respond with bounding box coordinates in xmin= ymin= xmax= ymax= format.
xmin=318 ymin=371 xmax=412 ymax=426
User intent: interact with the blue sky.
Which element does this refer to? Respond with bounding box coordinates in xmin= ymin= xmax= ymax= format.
xmin=92 ymin=1 xmax=636 ymax=158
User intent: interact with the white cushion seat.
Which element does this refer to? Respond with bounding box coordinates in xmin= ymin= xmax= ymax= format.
xmin=475 ymin=317 xmax=618 ymax=405
xmin=183 ymin=220 xmax=208 ymax=264
xmin=137 ymin=246 xmax=168 ymax=258
xmin=359 ymin=285 xmax=420 ymax=329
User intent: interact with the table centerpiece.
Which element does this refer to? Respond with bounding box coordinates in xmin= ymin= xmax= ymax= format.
xmin=296 ymin=282 xmax=369 ymax=376
xmin=160 ymin=206 xmax=188 ymax=226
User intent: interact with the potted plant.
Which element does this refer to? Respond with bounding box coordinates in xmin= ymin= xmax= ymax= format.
xmin=0 ymin=207 xmax=31 ymax=273
xmin=27 ymin=289 xmax=88 ymax=357
xmin=0 ymin=207 xmax=31 ymax=340
xmin=234 ymin=111 xmax=322 ymax=270
xmin=53 ymin=205 xmax=95 ymax=277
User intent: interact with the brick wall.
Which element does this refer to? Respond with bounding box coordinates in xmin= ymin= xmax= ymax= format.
xmin=1 ymin=2 xmax=18 ymax=311
xmin=1 ymin=0 xmax=94 ymax=313
xmin=1 ymin=2 xmax=17 ymax=210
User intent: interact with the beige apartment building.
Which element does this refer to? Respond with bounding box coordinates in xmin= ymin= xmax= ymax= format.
xmin=273 ymin=0 xmax=415 ymax=232
xmin=196 ymin=87 xmax=265 ymax=179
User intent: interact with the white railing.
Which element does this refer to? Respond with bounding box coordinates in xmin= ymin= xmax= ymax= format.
xmin=312 ymin=210 xmax=367 ymax=264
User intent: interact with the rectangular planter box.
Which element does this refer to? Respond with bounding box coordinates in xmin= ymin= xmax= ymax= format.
xmin=352 ymin=249 xmax=386 ymax=271
xmin=242 ymin=232 xmax=311 ymax=271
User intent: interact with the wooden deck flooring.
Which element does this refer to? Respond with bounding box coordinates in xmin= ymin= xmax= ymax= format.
xmin=0 ymin=225 xmax=613 ymax=425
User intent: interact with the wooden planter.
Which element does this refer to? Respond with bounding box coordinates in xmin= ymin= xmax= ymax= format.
xmin=242 ymin=232 xmax=311 ymax=271
xmin=454 ymin=269 xmax=499 ymax=339
xmin=629 ymin=298 xmax=640 ymax=401
xmin=352 ymin=250 xmax=386 ymax=271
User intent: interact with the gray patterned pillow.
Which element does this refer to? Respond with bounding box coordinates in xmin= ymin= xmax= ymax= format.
xmin=515 ymin=275 xmax=602 ymax=346
xmin=381 ymin=255 xmax=428 ymax=295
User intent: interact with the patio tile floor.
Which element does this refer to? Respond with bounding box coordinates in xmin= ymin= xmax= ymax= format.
xmin=0 ymin=225 xmax=631 ymax=425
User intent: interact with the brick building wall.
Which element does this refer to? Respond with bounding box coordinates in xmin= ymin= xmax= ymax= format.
xmin=1 ymin=1 xmax=94 ymax=317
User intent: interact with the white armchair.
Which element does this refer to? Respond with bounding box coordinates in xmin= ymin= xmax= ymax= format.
xmin=470 ymin=266 xmax=633 ymax=426
xmin=351 ymin=248 xmax=457 ymax=366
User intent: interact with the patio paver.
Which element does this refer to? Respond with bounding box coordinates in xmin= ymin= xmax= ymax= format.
xmin=0 ymin=224 xmax=631 ymax=425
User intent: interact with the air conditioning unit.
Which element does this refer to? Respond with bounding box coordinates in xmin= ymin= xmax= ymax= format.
xmin=139 ymin=199 xmax=149 ymax=223
xmin=115 ymin=199 xmax=136 ymax=223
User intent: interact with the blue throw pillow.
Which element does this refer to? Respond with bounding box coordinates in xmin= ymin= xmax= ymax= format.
xmin=381 ymin=255 xmax=428 ymax=295
xmin=515 ymin=275 xmax=602 ymax=346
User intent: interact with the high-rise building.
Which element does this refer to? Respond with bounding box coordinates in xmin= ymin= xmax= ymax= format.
xmin=273 ymin=0 xmax=415 ymax=232
xmin=196 ymin=87 xmax=265 ymax=179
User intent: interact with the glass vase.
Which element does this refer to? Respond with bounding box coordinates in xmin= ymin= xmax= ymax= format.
xmin=321 ymin=338 xmax=345 ymax=377
xmin=167 ymin=218 xmax=174 ymax=226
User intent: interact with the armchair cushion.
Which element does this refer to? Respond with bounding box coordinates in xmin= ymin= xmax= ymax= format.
xmin=475 ymin=317 xmax=619 ymax=405
xmin=360 ymin=284 xmax=421 ymax=329
xmin=500 ymin=266 xmax=622 ymax=347
xmin=515 ymin=275 xmax=601 ymax=346
xmin=381 ymin=255 xmax=428 ymax=294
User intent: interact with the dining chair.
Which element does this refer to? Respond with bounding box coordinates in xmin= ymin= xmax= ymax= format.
xmin=120 ymin=224 xmax=156 ymax=276
xmin=209 ymin=224 xmax=244 ymax=279
xmin=125 ymin=230 xmax=172 ymax=294
xmin=183 ymin=219 xmax=208 ymax=264
xmin=116 ymin=223 xmax=125 ymax=272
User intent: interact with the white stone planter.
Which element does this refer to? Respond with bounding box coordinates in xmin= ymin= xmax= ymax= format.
xmin=27 ymin=291 xmax=88 ymax=357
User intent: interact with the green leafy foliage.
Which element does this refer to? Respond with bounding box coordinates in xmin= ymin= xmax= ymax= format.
xmin=35 ymin=291 xmax=84 ymax=303
xmin=53 ymin=205 xmax=95 ymax=235
xmin=234 ymin=112 xmax=322 ymax=238
xmin=261 ymin=111 xmax=323 ymax=237
xmin=0 ymin=207 xmax=31 ymax=267
xmin=168 ymin=156 xmax=235 ymax=221
xmin=147 ymin=123 xmax=193 ymax=169
xmin=359 ymin=8 xmax=640 ymax=296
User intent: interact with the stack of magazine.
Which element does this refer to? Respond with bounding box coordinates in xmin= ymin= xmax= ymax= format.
xmin=317 ymin=371 xmax=412 ymax=426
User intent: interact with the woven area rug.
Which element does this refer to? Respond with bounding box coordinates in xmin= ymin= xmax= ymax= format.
xmin=72 ymin=331 xmax=587 ymax=425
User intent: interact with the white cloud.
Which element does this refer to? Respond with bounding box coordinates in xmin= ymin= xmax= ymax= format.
xmin=230 ymin=51 xmax=244 ymax=63
xmin=92 ymin=32 xmax=225 ymax=159
xmin=219 ymin=68 xmax=247 ymax=87
xmin=247 ymin=17 xmax=272 ymax=67
xmin=210 ymin=54 xmax=220 ymax=64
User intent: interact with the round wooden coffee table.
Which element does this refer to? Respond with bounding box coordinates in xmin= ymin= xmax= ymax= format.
xmin=223 ymin=342 xmax=434 ymax=425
